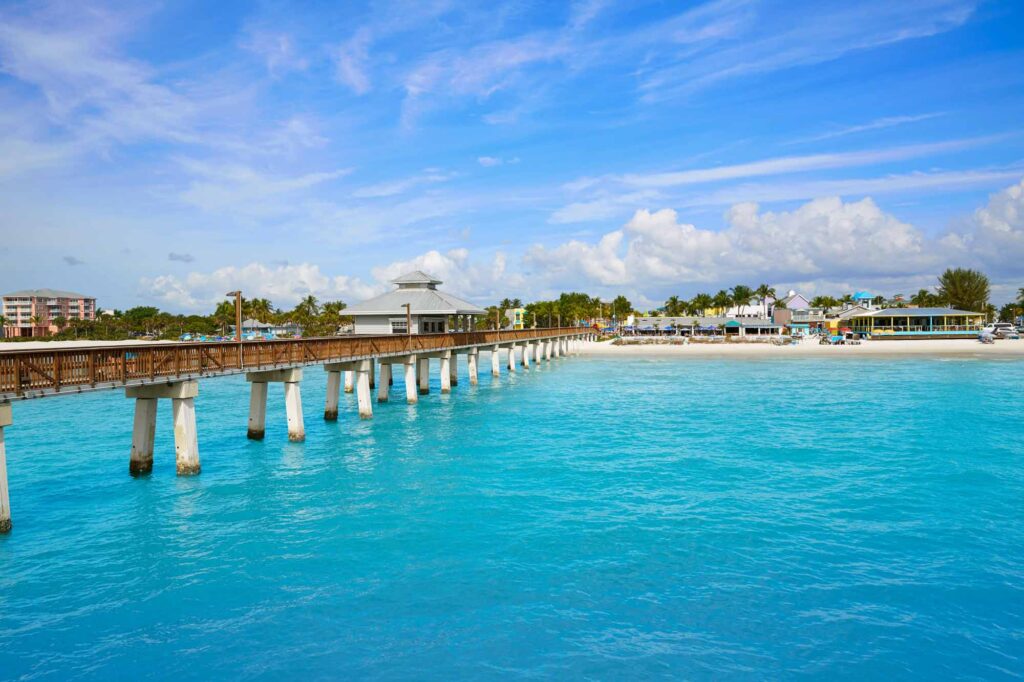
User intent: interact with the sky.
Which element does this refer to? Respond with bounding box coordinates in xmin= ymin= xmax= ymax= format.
xmin=1 ymin=0 xmax=1024 ymax=312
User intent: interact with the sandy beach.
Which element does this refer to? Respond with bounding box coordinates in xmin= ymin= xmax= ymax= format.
xmin=578 ymin=337 xmax=1024 ymax=358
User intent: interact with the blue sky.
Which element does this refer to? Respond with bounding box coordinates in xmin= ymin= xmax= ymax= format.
xmin=1 ymin=0 xmax=1023 ymax=311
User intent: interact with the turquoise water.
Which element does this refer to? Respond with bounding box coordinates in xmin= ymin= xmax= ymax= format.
xmin=1 ymin=355 xmax=1022 ymax=680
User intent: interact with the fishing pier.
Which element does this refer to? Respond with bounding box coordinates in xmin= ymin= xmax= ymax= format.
xmin=0 ymin=328 xmax=592 ymax=533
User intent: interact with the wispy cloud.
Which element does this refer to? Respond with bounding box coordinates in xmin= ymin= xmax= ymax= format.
xmin=63 ymin=255 xmax=85 ymax=266
xmin=168 ymin=252 xmax=194 ymax=263
xmin=788 ymin=113 xmax=947 ymax=145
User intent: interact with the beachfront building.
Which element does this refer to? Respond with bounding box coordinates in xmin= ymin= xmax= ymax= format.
xmin=2 ymin=288 xmax=96 ymax=338
xmin=230 ymin=319 xmax=304 ymax=339
xmin=505 ymin=307 xmax=526 ymax=330
xmin=847 ymin=308 xmax=985 ymax=339
xmin=777 ymin=290 xmax=811 ymax=311
xmin=344 ymin=271 xmax=486 ymax=335
xmin=630 ymin=316 xmax=782 ymax=337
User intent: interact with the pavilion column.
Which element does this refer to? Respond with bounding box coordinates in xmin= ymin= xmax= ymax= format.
xmin=344 ymin=371 xmax=354 ymax=394
xmin=468 ymin=348 xmax=479 ymax=385
xmin=440 ymin=351 xmax=452 ymax=394
xmin=507 ymin=345 xmax=516 ymax=372
xmin=126 ymin=381 xmax=201 ymax=476
xmin=129 ymin=397 xmax=158 ymax=475
xmin=355 ymin=360 xmax=373 ymax=419
xmin=377 ymin=363 xmax=392 ymax=402
xmin=491 ymin=345 xmax=501 ymax=377
xmin=418 ymin=357 xmax=430 ymax=395
xmin=0 ymin=404 xmax=11 ymax=533
xmin=323 ymin=370 xmax=340 ymax=421
xmin=404 ymin=356 xmax=418 ymax=404
xmin=449 ymin=352 xmax=459 ymax=386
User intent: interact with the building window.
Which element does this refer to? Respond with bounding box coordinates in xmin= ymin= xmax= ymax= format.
xmin=391 ymin=319 xmax=408 ymax=334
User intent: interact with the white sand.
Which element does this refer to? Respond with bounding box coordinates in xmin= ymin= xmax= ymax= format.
xmin=578 ymin=337 xmax=1024 ymax=358
xmin=0 ymin=339 xmax=179 ymax=351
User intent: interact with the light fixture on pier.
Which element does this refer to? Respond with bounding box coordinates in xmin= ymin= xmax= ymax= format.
xmin=225 ymin=291 xmax=242 ymax=342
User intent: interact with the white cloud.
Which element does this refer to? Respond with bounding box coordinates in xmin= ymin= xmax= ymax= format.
xmin=945 ymin=178 xmax=1024 ymax=276
xmin=241 ymin=30 xmax=309 ymax=76
xmin=530 ymin=195 xmax=938 ymax=288
xmin=371 ymin=249 xmax=522 ymax=302
xmin=351 ymin=169 xmax=454 ymax=199
xmin=788 ymin=113 xmax=946 ymax=145
xmin=335 ymin=28 xmax=373 ymax=95
xmin=477 ymin=156 xmax=520 ymax=167
xmin=140 ymin=262 xmax=380 ymax=312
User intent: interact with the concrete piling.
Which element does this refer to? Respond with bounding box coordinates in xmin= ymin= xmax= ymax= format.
xmin=378 ymin=363 xmax=392 ymax=402
xmin=522 ymin=343 xmax=531 ymax=369
xmin=247 ymin=368 xmax=304 ymax=442
xmin=440 ymin=351 xmax=452 ymax=393
xmin=0 ymin=403 xmax=12 ymax=533
xmin=468 ymin=348 xmax=479 ymax=385
xmin=324 ymin=370 xmax=341 ymax=421
xmin=405 ymin=356 xmax=418 ymax=404
xmin=355 ymin=360 xmax=373 ymax=419
xmin=126 ymin=380 xmax=201 ymax=476
xmin=507 ymin=345 xmax=516 ymax=372
xmin=449 ymin=353 xmax=458 ymax=387
xmin=129 ymin=397 xmax=158 ymax=475
xmin=344 ymin=370 xmax=354 ymax=394
xmin=418 ymin=357 xmax=430 ymax=395
xmin=491 ymin=345 xmax=501 ymax=377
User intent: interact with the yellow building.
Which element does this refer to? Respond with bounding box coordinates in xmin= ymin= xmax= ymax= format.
xmin=847 ymin=307 xmax=984 ymax=339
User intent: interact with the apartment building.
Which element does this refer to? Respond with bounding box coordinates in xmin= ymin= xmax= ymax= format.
xmin=2 ymin=289 xmax=97 ymax=338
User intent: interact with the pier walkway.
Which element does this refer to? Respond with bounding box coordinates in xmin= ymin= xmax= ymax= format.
xmin=0 ymin=328 xmax=592 ymax=532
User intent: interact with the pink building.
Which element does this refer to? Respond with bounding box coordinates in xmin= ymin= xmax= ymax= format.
xmin=2 ymin=289 xmax=97 ymax=338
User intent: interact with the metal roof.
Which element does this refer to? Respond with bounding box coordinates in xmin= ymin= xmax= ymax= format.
xmin=3 ymin=288 xmax=92 ymax=299
xmin=856 ymin=307 xmax=982 ymax=317
xmin=345 ymin=287 xmax=486 ymax=316
xmin=391 ymin=270 xmax=442 ymax=286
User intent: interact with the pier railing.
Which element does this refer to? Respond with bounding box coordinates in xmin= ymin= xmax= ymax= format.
xmin=0 ymin=328 xmax=584 ymax=400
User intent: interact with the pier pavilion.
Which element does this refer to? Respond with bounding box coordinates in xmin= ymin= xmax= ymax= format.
xmin=345 ymin=271 xmax=486 ymax=335
xmin=0 ymin=327 xmax=592 ymax=533
xmin=847 ymin=308 xmax=985 ymax=339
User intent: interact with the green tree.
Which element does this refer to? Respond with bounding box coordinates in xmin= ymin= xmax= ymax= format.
xmin=936 ymin=267 xmax=990 ymax=312
xmin=690 ymin=293 xmax=713 ymax=316
xmin=611 ymin=295 xmax=631 ymax=321
xmin=712 ymin=290 xmax=732 ymax=314
xmin=664 ymin=295 xmax=684 ymax=317
xmin=730 ymin=285 xmax=754 ymax=311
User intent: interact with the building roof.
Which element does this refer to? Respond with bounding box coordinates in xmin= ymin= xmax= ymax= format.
xmin=854 ymin=307 xmax=982 ymax=318
xmin=3 ymin=288 xmax=92 ymax=299
xmin=391 ymin=270 xmax=442 ymax=287
xmin=633 ymin=316 xmax=779 ymax=328
xmin=346 ymin=272 xmax=486 ymax=316
xmin=778 ymin=292 xmax=807 ymax=306
xmin=852 ymin=291 xmax=873 ymax=300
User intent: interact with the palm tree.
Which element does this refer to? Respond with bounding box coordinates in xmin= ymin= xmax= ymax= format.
xmin=1017 ymin=287 xmax=1024 ymax=306
xmin=665 ymin=296 xmax=683 ymax=317
xmin=910 ymin=288 xmax=934 ymax=307
xmin=712 ymin=290 xmax=732 ymax=316
xmin=52 ymin=315 xmax=67 ymax=334
xmin=937 ymin=267 xmax=990 ymax=312
xmin=754 ymin=284 xmax=776 ymax=317
xmin=690 ymin=293 xmax=713 ymax=316
xmin=0 ymin=315 xmax=7 ymax=339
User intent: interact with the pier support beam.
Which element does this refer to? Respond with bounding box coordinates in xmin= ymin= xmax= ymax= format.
xmin=377 ymin=363 xmax=392 ymax=402
xmin=355 ymin=360 xmax=373 ymax=419
xmin=323 ymin=369 xmax=341 ymax=421
xmin=344 ymin=370 xmax=354 ymax=394
xmin=404 ymin=356 xmax=418 ymax=404
xmin=245 ymin=368 xmax=304 ymax=442
xmin=368 ymin=359 xmax=376 ymax=389
xmin=533 ymin=342 xmax=542 ymax=364
xmin=468 ymin=348 xmax=479 ymax=385
xmin=126 ymin=380 xmax=201 ymax=476
xmin=507 ymin=345 xmax=516 ymax=372
xmin=129 ymin=397 xmax=158 ymax=474
xmin=522 ymin=343 xmax=531 ymax=369
xmin=440 ymin=351 xmax=452 ymax=393
xmin=0 ymin=404 xmax=12 ymax=533
xmin=449 ymin=353 xmax=459 ymax=387
xmin=418 ymin=357 xmax=431 ymax=395
xmin=491 ymin=345 xmax=501 ymax=377
xmin=545 ymin=340 xmax=552 ymax=360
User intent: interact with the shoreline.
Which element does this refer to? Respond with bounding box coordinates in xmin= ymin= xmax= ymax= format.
xmin=578 ymin=338 xmax=1024 ymax=358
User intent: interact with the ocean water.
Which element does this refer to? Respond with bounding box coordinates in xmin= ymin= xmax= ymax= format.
xmin=1 ymin=355 xmax=1022 ymax=680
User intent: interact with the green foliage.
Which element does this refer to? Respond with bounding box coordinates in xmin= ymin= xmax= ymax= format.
xmin=937 ymin=267 xmax=990 ymax=312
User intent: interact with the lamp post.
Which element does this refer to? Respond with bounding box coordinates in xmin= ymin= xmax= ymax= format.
xmin=226 ymin=291 xmax=242 ymax=342
xmin=402 ymin=303 xmax=412 ymax=337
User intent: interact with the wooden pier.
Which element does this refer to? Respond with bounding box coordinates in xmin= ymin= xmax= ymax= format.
xmin=0 ymin=328 xmax=592 ymax=533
